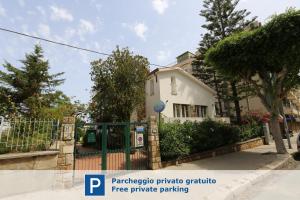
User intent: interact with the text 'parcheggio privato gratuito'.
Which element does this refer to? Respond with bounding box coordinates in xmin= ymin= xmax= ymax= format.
xmin=111 ymin=177 xmax=217 ymax=194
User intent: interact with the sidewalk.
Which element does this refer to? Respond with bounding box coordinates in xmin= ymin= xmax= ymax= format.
xmin=163 ymin=136 xmax=298 ymax=200
xmin=164 ymin=136 xmax=298 ymax=170
xmin=0 ymin=137 xmax=298 ymax=200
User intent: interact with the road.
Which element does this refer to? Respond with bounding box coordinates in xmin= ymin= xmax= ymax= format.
xmin=235 ymin=153 xmax=300 ymax=200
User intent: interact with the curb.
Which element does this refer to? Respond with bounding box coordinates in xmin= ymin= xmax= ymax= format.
xmin=223 ymin=155 xmax=297 ymax=200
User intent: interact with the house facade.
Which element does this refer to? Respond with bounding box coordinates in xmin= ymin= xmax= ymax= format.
xmin=145 ymin=66 xmax=229 ymax=123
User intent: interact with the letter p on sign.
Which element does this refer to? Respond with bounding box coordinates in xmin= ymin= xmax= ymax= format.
xmin=85 ymin=175 xmax=105 ymax=196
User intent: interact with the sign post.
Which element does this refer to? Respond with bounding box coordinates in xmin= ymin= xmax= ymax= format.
xmin=153 ymin=100 xmax=166 ymax=132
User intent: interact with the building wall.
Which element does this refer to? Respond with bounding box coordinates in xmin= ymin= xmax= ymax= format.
xmin=172 ymin=58 xmax=194 ymax=74
xmin=157 ymin=70 xmax=215 ymax=118
xmin=145 ymin=74 xmax=161 ymax=119
xmin=239 ymin=96 xmax=268 ymax=115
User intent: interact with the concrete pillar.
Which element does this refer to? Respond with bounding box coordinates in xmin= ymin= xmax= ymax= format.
xmin=263 ymin=123 xmax=271 ymax=145
xmin=148 ymin=116 xmax=162 ymax=170
xmin=57 ymin=116 xmax=75 ymax=170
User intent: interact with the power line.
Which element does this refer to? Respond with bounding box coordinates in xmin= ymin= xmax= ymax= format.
xmin=0 ymin=28 xmax=231 ymax=77
xmin=0 ymin=27 xmax=166 ymax=67
xmin=0 ymin=27 xmax=110 ymax=56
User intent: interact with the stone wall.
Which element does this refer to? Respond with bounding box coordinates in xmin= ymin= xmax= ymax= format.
xmin=57 ymin=117 xmax=75 ymax=170
xmin=148 ymin=116 xmax=162 ymax=170
xmin=0 ymin=151 xmax=59 ymax=170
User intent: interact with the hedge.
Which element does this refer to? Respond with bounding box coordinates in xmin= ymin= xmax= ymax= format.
xmin=159 ymin=119 xmax=263 ymax=161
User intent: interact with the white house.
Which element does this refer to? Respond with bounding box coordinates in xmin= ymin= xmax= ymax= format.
xmin=145 ymin=66 xmax=229 ymax=123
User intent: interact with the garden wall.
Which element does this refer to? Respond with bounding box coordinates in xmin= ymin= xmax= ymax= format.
xmin=0 ymin=151 xmax=59 ymax=170
xmin=162 ymin=137 xmax=264 ymax=168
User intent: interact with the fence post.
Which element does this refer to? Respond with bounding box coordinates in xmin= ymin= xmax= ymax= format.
xmin=57 ymin=116 xmax=75 ymax=170
xmin=125 ymin=123 xmax=131 ymax=170
xmin=101 ymin=124 xmax=107 ymax=170
xmin=148 ymin=116 xmax=162 ymax=170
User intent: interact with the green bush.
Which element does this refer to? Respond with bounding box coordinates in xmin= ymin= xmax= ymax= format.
xmin=159 ymin=121 xmax=191 ymax=161
xmin=159 ymin=119 xmax=265 ymax=161
xmin=159 ymin=119 xmax=246 ymax=161
xmin=239 ymin=123 xmax=263 ymax=142
xmin=189 ymin=120 xmax=240 ymax=153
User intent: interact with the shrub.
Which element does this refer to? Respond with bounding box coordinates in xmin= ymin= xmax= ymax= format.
xmin=159 ymin=119 xmax=264 ymax=161
xmin=159 ymin=121 xmax=191 ymax=161
xmin=239 ymin=123 xmax=263 ymax=141
xmin=189 ymin=119 xmax=240 ymax=153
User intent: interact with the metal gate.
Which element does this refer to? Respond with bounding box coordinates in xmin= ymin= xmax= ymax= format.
xmin=74 ymin=122 xmax=148 ymax=170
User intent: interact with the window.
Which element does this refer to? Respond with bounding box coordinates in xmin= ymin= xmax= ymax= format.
xmin=200 ymin=106 xmax=207 ymax=118
xmin=150 ymin=79 xmax=154 ymax=96
xmin=196 ymin=105 xmax=208 ymax=118
xmin=196 ymin=105 xmax=200 ymax=117
xmin=171 ymin=76 xmax=177 ymax=95
xmin=181 ymin=104 xmax=190 ymax=117
xmin=173 ymin=104 xmax=195 ymax=118
xmin=173 ymin=104 xmax=181 ymax=117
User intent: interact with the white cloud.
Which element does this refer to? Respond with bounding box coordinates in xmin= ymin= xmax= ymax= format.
xmin=61 ymin=20 xmax=97 ymax=42
xmin=50 ymin=6 xmax=73 ymax=21
xmin=133 ymin=23 xmax=148 ymax=41
xmin=0 ymin=3 xmax=6 ymax=16
xmin=38 ymin=24 xmax=51 ymax=38
xmin=152 ymin=0 xmax=169 ymax=15
xmin=78 ymin=19 xmax=95 ymax=34
xmin=157 ymin=50 xmax=171 ymax=62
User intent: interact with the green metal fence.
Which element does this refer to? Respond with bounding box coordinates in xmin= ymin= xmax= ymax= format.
xmin=0 ymin=118 xmax=60 ymax=154
xmin=74 ymin=122 xmax=148 ymax=170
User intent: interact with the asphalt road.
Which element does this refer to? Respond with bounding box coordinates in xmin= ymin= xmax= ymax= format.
xmin=236 ymin=153 xmax=300 ymax=200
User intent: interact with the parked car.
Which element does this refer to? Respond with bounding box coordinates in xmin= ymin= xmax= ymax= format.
xmin=297 ymin=133 xmax=300 ymax=152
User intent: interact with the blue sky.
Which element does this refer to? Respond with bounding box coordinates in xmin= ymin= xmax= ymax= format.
xmin=0 ymin=0 xmax=300 ymax=103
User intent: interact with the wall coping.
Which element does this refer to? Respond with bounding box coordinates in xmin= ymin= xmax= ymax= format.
xmin=236 ymin=137 xmax=264 ymax=145
xmin=0 ymin=151 xmax=59 ymax=161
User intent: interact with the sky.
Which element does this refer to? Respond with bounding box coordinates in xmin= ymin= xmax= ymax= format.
xmin=0 ymin=0 xmax=300 ymax=103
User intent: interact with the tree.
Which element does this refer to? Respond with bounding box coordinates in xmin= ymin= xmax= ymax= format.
xmin=193 ymin=0 xmax=256 ymax=123
xmin=205 ymin=9 xmax=300 ymax=154
xmin=90 ymin=47 xmax=149 ymax=122
xmin=0 ymin=45 xmax=65 ymax=118
xmin=39 ymin=92 xmax=87 ymax=120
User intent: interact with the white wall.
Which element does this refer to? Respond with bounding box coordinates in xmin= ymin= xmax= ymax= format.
xmin=145 ymin=74 xmax=160 ymax=119
xmin=155 ymin=70 xmax=216 ymax=119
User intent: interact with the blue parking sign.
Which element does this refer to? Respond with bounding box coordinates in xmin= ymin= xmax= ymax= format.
xmin=85 ymin=174 xmax=105 ymax=196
